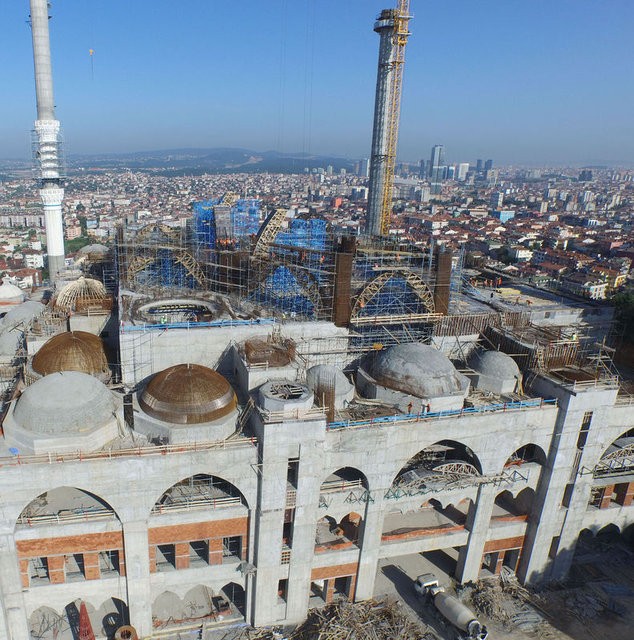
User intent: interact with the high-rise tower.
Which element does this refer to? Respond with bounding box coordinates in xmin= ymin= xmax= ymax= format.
xmin=30 ymin=0 xmax=65 ymax=280
xmin=365 ymin=1 xmax=411 ymax=236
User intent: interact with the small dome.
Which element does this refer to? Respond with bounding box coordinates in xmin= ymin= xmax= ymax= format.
xmin=55 ymin=277 xmax=108 ymax=312
xmin=0 ymin=301 xmax=45 ymax=331
xmin=14 ymin=372 xmax=116 ymax=435
xmin=367 ymin=343 xmax=469 ymax=398
xmin=469 ymin=350 xmax=520 ymax=379
xmin=0 ymin=282 xmax=25 ymax=302
xmin=32 ymin=331 xmax=109 ymax=379
xmin=306 ymin=365 xmax=353 ymax=396
xmin=140 ymin=364 xmax=237 ymax=424
xmin=78 ymin=244 xmax=109 ymax=255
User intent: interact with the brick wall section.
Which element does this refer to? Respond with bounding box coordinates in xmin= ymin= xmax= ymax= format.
xmin=483 ymin=536 xmax=525 ymax=553
xmin=600 ymin=485 xmax=615 ymax=509
xmin=311 ymin=563 xmax=359 ymax=603
xmin=175 ymin=543 xmax=190 ymax=570
xmin=148 ymin=518 xmax=247 ymax=545
xmin=381 ymin=523 xmax=464 ymax=542
xmin=19 ymin=559 xmax=29 ymax=588
xmin=47 ymin=556 xmax=65 ymax=584
xmin=83 ymin=552 xmax=101 ymax=580
xmin=615 ymin=482 xmax=634 ymax=507
xmin=16 ymin=531 xmax=123 ymax=557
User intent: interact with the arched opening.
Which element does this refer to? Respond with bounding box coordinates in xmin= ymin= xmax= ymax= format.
xmin=220 ymin=582 xmax=246 ymax=618
xmin=151 ymin=475 xmax=248 ymax=573
xmin=16 ymin=488 xmax=122 ymax=588
xmin=29 ymin=606 xmax=64 ymax=640
xmin=505 ymin=443 xmax=547 ymax=468
xmin=315 ymin=513 xmax=363 ymax=552
xmin=590 ymin=430 xmax=634 ymax=509
xmin=17 ymin=487 xmax=118 ymax=528
xmin=152 ymin=474 xmax=247 ymax=515
xmin=492 ymin=487 xmax=535 ymax=522
xmin=99 ymin=598 xmax=129 ymax=640
xmin=382 ymin=498 xmax=471 ymax=542
xmin=320 ymin=467 xmax=368 ymax=494
xmin=391 ymin=440 xmax=482 ymax=496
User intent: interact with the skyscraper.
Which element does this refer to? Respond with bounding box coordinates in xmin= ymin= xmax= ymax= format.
xmin=457 ymin=162 xmax=469 ymax=181
xmin=429 ymin=144 xmax=445 ymax=194
xmin=485 ymin=159 xmax=493 ymax=171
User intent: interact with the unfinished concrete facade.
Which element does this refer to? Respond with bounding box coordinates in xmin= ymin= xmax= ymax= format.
xmin=0 ymin=310 xmax=631 ymax=640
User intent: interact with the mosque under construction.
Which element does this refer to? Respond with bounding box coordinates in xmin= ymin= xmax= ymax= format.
xmin=1 ymin=1 xmax=632 ymax=639
xmin=0 ymin=196 xmax=631 ymax=640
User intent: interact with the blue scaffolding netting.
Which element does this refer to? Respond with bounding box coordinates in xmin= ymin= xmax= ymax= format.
xmin=252 ymin=217 xmax=330 ymax=317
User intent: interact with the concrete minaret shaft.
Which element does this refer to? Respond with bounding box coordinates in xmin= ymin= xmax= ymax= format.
xmin=30 ymin=0 xmax=65 ymax=280
xmin=365 ymin=3 xmax=410 ymax=237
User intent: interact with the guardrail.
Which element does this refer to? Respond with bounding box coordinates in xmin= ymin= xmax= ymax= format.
xmin=122 ymin=318 xmax=276 ymax=332
xmin=152 ymin=494 xmax=243 ymax=515
xmin=17 ymin=508 xmax=116 ymax=526
xmin=327 ymin=398 xmax=558 ymax=431
xmin=0 ymin=437 xmax=257 ymax=467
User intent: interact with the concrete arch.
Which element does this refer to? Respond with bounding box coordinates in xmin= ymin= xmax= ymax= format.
xmin=15 ymin=486 xmax=121 ymax=530
xmin=321 ymin=466 xmax=369 ymax=491
xmin=150 ymin=472 xmax=250 ymax=517
xmin=391 ymin=439 xmax=484 ymax=488
xmin=220 ymin=582 xmax=246 ymax=617
xmin=152 ymin=591 xmax=183 ymax=628
xmin=28 ymin=606 xmax=64 ymax=639
xmin=591 ymin=428 xmax=634 ymax=476
xmin=97 ymin=597 xmax=129 ymax=639
xmin=503 ymin=443 xmax=548 ymax=470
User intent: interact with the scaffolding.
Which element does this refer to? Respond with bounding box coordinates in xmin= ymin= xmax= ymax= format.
xmin=117 ymin=201 xmax=447 ymax=331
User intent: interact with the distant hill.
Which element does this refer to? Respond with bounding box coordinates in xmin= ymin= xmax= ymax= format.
xmin=67 ymin=147 xmax=355 ymax=175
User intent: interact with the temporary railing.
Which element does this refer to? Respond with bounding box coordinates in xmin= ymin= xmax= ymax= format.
xmin=17 ymin=508 xmax=116 ymax=527
xmin=320 ymin=479 xmax=365 ymax=494
xmin=152 ymin=494 xmax=243 ymax=515
xmin=327 ymin=398 xmax=558 ymax=431
xmin=121 ymin=318 xmax=276 ymax=332
xmin=0 ymin=437 xmax=257 ymax=467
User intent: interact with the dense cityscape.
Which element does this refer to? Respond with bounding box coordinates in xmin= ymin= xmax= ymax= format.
xmin=1 ymin=156 xmax=633 ymax=309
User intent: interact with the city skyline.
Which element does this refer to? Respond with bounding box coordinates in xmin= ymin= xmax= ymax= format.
xmin=2 ymin=0 xmax=633 ymax=165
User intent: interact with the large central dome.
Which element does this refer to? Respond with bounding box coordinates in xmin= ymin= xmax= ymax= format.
xmin=139 ymin=364 xmax=237 ymax=424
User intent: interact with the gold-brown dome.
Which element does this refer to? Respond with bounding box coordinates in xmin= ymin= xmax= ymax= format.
xmin=32 ymin=331 xmax=110 ymax=380
xmin=139 ymin=364 xmax=237 ymax=424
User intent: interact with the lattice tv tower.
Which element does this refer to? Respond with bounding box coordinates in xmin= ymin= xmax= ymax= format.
xmin=29 ymin=0 xmax=66 ymax=281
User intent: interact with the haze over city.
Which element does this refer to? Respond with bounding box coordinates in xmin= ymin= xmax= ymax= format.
xmin=2 ymin=0 xmax=633 ymax=166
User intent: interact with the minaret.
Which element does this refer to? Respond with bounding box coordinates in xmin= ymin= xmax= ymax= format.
xmin=365 ymin=2 xmax=411 ymax=236
xmin=30 ymin=0 xmax=66 ymax=280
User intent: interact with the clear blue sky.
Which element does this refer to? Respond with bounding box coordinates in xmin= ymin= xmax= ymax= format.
xmin=1 ymin=0 xmax=633 ymax=165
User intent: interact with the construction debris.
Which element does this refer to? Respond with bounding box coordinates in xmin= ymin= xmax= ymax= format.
xmin=290 ymin=598 xmax=434 ymax=640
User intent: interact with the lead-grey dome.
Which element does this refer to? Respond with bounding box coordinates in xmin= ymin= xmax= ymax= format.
xmin=368 ymin=343 xmax=469 ymax=398
xmin=469 ymin=350 xmax=520 ymax=379
xmin=14 ymin=371 xmax=116 ymax=435
xmin=306 ymin=365 xmax=353 ymax=396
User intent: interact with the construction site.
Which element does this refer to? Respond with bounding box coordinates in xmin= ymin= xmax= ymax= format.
xmin=1 ymin=0 xmax=633 ymax=639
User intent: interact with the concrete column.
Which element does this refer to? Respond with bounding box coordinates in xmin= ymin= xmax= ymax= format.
xmin=0 ymin=533 xmax=30 ymax=640
xmin=353 ymin=491 xmax=387 ymax=601
xmin=455 ymin=483 xmax=497 ymax=583
xmin=122 ymin=520 xmax=152 ymax=637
